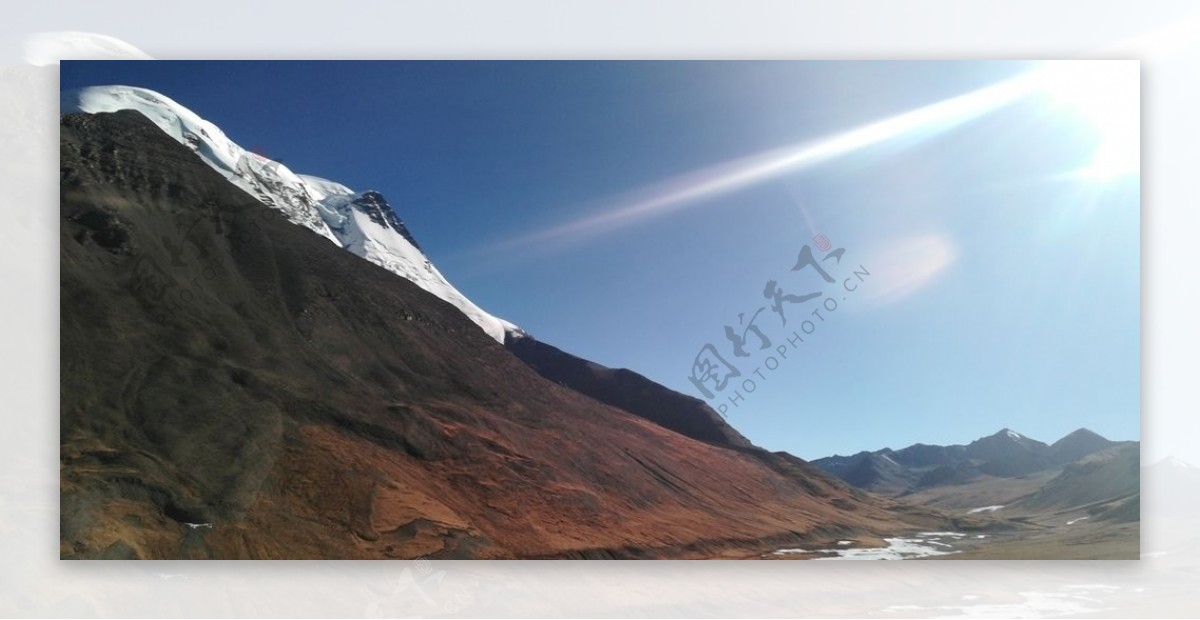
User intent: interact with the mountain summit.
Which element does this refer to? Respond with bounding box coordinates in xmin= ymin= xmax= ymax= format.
xmin=963 ymin=428 xmax=1052 ymax=476
xmin=60 ymin=85 xmax=516 ymax=344
xmin=1048 ymin=428 xmax=1116 ymax=465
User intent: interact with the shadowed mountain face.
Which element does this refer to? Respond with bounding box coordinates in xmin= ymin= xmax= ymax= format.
xmin=812 ymin=450 xmax=910 ymax=495
xmin=1048 ymin=428 xmax=1117 ymax=465
xmin=963 ymin=429 xmax=1053 ymax=477
xmin=504 ymin=335 xmax=753 ymax=449
xmin=60 ymin=111 xmax=942 ymax=560
xmin=892 ymin=443 xmax=968 ymax=468
xmin=1012 ymin=443 xmax=1139 ymax=514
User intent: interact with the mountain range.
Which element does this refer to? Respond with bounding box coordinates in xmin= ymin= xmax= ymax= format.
xmin=813 ymin=427 xmax=1137 ymax=501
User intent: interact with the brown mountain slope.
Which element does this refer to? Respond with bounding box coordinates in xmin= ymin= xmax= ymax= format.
xmin=60 ymin=111 xmax=942 ymax=560
xmin=504 ymin=334 xmax=753 ymax=449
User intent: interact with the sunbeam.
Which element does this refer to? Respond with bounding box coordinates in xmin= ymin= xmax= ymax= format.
xmin=481 ymin=66 xmax=1052 ymax=257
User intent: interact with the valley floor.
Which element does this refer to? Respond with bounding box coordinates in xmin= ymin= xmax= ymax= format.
xmin=928 ymin=521 xmax=1138 ymax=560
xmin=763 ymin=507 xmax=1137 ymax=560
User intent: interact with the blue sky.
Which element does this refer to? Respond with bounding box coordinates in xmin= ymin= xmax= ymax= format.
xmin=61 ymin=61 xmax=1140 ymax=459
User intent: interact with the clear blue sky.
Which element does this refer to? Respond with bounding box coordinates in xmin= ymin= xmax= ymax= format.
xmin=61 ymin=61 xmax=1140 ymax=459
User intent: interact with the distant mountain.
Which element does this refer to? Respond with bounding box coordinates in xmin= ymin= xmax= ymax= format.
xmin=813 ymin=428 xmax=1133 ymax=496
xmin=891 ymin=443 xmax=967 ymax=468
xmin=1048 ymin=428 xmax=1117 ymax=465
xmin=1012 ymin=443 xmax=1139 ymax=512
xmin=811 ymin=450 xmax=912 ymax=495
xmin=963 ymin=429 xmax=1052 ymax=477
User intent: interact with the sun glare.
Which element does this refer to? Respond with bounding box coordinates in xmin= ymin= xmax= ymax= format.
xmin=1036 ymin=60 xmax=1140 ymax=180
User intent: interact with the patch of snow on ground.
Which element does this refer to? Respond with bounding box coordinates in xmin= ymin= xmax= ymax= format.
xmin=815 ymin=537 xmax=960 ymax=560
xmin=967 ymin=505 xmax=1005 ymax=514
xmin=772 ymin=533 xmax=965 ymax=560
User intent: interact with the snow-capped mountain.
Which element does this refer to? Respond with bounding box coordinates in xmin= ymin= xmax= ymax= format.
xmin=295 ymin=173 xmax=518 ymax=342
xmin=61 ymin=85 xmax=515 ymax=343
xmin=61 ymin=86 xmax=339 ymax=242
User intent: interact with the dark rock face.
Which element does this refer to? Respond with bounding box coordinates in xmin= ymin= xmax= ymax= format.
xmin=61 ymin=110 xmax=929 ymax=560
xmin=504 ymin=334 xmax=753 ymax=450
xmin=67 ymin=208 xmax=132 ymax=254
xmin=838 ymin=453 xmax=909 ymax=494
xmin=350 ymin=190 xmax=422 ymax=250
xmin=892 ymin=443 xmax=968 ymax=468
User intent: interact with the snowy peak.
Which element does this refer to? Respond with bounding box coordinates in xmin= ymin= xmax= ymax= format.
xmin=350 ymin=191 xmax=422 ymax=251
xmin=968 ymin=429 xmax=1048 ymax=456
xmin=62 ymin=85 xmax=516 ymax=344
xmin=303 ymin=177 xmax=515 ymax=343
xmin=61 ymin=85 xmax=339 ymax=244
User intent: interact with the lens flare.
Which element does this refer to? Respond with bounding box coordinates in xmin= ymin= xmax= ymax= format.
xmin=859 ymin=235 xmax=957 ymax=305
xmin=478 ymin=61 xmax=1135 ymax=259
xmin=483 ymin=70 xmax=1041 ymax=255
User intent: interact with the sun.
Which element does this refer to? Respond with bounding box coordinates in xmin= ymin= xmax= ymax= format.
xmin=1035 ymin=60 xmax=1140 ymax=180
